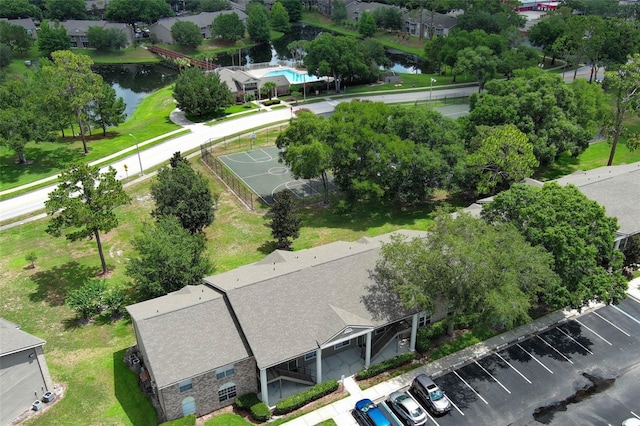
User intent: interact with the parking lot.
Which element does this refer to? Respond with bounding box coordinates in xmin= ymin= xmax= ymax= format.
xmin=353 ymin=298 xmax=640 ymax=426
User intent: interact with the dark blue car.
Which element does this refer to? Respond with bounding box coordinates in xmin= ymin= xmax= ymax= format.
xmin=354 ymin=398 xmax=392 ymax=426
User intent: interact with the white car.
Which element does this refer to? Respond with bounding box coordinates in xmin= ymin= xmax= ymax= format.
xmin=622 ymin=419 xmax=640 ymax=426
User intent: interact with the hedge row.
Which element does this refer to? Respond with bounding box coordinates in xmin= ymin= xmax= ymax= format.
xmin=273 ymin=380 xmax=339 ymax=415
xmin=159 ymin=414 xmax=195 ymax=426
xmin=235 ymin=393 xmax=271 ymax=421
xmin=262 ymin=99 xmax=281 ymax=106
xmin=355 ymin=352 xmax=416 ymax=380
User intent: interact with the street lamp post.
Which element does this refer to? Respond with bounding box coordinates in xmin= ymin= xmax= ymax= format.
xmin=129 ymin=133 xmax=144 ymax=177
xmin=430 ymin=78 xmax=437 ymax=101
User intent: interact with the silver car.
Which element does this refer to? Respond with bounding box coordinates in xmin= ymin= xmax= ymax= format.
xmin=388 ymin=391 xmax=428 ymax=425
xmin=410 ymin=374 xmax=452 ymax=415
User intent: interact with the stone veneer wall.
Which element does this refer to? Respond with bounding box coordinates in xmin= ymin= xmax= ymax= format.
xmin=160 ymin=357 xmax=257 ymax=421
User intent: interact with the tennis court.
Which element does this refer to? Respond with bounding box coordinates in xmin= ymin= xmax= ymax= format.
xmin=217 ymin=146 xmax=335 ymax=205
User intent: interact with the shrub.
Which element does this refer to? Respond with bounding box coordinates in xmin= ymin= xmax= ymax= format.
xmin=250 ymin=402 xmax=271 ymax=421
xmin=236 ymin=393 xmax=271 ymax=421
xmin=415 ymin=327 xmax=431 ymax=354
xmin=263 ymin=99 xmax=281 ymax=106
xmin=355 ymin=352 xmax=416 ymax=380
xmin=273 ymin=380 xmax=339 ymax=415
xmin=160 ymin=413 xmax=196 ymax=425
xmin=66 ymin=278 xmax=108 ymax=320
xmin=103 ymin=287 xmax=127 ymax=317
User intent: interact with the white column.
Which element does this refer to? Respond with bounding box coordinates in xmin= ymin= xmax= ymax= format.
xmin=260 ymin=368 xmax=268 ymax=407
xmin=410 ymin=313 xmax=419 ymax=352
xmin=614 ymin=239 xmax=621 ymax=250
xmin=365 ymin=331 xmax=372 ymax=368
xmin=316 ymin=348 xmax=322 ymax=383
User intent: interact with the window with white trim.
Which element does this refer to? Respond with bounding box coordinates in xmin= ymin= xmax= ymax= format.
xmin=179 ymin=379 xmax=193 ymax=393
xmin=304 ymin=351 xmax=316 ymax=361
xmin=333 ymin=340 xmax=350 ymax=350
xmin=418 ymin=311 xmax=431 ymax=327
xmin=216 ymin=365 xmax=235 ymax=380
xmin=218 ymin=382 xmax=237 ymax=402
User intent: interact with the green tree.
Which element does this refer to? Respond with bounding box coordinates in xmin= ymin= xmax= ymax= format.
xmin=0 ymin=0 xmax=43 ymax=20
xmin=45 ymin=163 xmax=131 ymax=275
xmin=330 ymin=0 xmax=347 ymax=23
xmin=466 ymin=124 xmax=538 ymax=195
xmin=482 ymin=183 xmax=628 ymax=309
xmin=126 ymin=216 xmax=212 ymax=301
xmin=0 ymin=78 xmax=56 ymax=164
xmin=45 ymin=0 xmax=86 ymax=20
xmin=261 ymin=81 xmax=276 ymax=99
xmin=150 ymin=159 xmax=215 ymax=234
xmin=38 ymin=50 xmax=104 ymax=154
xmin=455 ymin=45 xmax=497 ymax=91
xmin=372 ymin=7 xmax=402 ymax=30
xmin=0 ymin=44 xmax=11 ymax=67
xmin=211 ymin=12 xmax=245 ymax=41
xmin=527 ymin=13 xmax=568 ymax=64
xmin=198 ymin=0 xmax=232 ymax=11
xmin=86 ymin=82 xmax=126 ymax=136
xmin=172 ymin=67 xmax=234 ymax=116
xmin=66 ymin=278 xmax=108 ymax=321
xmin=246 ymin=3 xmax=270 ymax=43
xmin=358 ymin=11 xmax=377 ymax=38
xmin=370 ymin=214 xmax=558 ymax=332
xmin=87 ymin=26 xmax=128 ymax=51
xmin=269 ymin=189 xmax=302 ymax=250
xmin=603 ymin=53 xmax=640 ymax=166
xmin=105 ymin=0 xmax=173 ymax=24
xmin=171 ymin=20 xmax=202 ymax=49
xmin=37 ymin=20 xmax=71 ymax=57
xmin=278 ymin=0 xmax=302 ymax=22
xmin=276 ymin=110 xmax=332 ymax=203
xmin=0 ymin=20 xmax=33 ymax=54
xmin=270 ymin=1 xmax=290 ymax=32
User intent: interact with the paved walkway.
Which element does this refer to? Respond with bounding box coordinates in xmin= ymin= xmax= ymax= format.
xmin=283 ymin=277 xmax=640 ymax=426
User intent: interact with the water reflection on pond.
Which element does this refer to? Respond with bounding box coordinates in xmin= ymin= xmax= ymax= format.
xmin=93 ymin=64 xmax=179 ymax=118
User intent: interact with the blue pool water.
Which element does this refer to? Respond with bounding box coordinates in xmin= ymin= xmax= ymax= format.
xmin=263 ymin=69 xmax=323 ymax=84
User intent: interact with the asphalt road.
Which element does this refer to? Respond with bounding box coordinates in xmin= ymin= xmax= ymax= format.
xmin=390 ymin=298 xmax=640 ymax=426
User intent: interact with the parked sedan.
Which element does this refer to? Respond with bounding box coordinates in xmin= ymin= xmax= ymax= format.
xmin=388 ymin=391 xmax=428 ymax=425
xmin=354 ymin=398 xmax=392 ymax=426
xmin=410 ymin=374 xmax=452 ymax=415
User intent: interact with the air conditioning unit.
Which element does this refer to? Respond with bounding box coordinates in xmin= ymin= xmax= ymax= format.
xmin=32 ymin=400 xmax=42 ymax=411
xmin=42 ymin=391 xmax=55 ymax=403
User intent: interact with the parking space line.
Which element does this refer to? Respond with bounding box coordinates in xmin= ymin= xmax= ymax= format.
xmin=556 ymin=327 xmax=594 ymax=354
xmin=448 ymin=398 xmax=465 ymax=416
xmin=517 ymin=344 xmax=554 ymax=374
xmin=424 ymin=411 xmax=441 ymax=426
xmin=574 ymin=319 xmax=613 ymax=345
xmin=453 ymin=371 xmax=489 ymax=405
xmin=474 ymin=361 xmax=511 ymax=394
xmin=631 ymin=410 xmax=640 ymax=419
xmin=536 ymin=335 xmax=574 ymax=364
xmin=611 ymin=304 xmax=640 ymax=325
xmin=496 ymin=353 xmax=532 ymax=384
xmin=594 ymin=311 xmax=631 ymax=336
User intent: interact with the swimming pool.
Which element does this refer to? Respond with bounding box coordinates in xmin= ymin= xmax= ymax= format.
xmin=263 ymin=69 xmax=323 ymax=84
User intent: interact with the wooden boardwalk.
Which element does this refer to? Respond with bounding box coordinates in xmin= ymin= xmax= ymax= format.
xmin=147 ymin=45 xmax=217 ymax=70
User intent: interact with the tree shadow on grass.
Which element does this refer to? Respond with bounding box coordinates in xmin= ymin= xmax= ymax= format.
xmin=29 ymin=261 xmax=98 ymax=306
xmin=0 ymin=144 xmax=77 ymax=187
xmin=113 ymin=348 xmax=158 ymax=426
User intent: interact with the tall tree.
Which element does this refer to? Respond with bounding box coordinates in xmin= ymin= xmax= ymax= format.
xmin=150 ymin=159 xmax=215 ymax=234
xmin=45 ymin=163 xmax=131 ymax=275
xmin=466 ymin=124 xmax=538 ymax=195
xmin=198 ymin=0 xmax=232 ymax=11
xmin=105 ymin=0 xmax=173 ymax=24
xmin=38 ymin=50 xmax=104 ymax=154
xmin=269 ymin=189 xmax=302 ymax=250
xmin=370 ymin=214 xmax=558 ymax=332
xmin=276 ymin=110 xmax=332 ymax=203
xmin=481 ymin=183 xmax=628 ymax=309
xmin=0 ymin=20 xmax=34 ymax=54
xmin=0 ymin=0 xmax=43 ymax=20
xmin=523 ymin=13 xmax=568 ymax=64
xmin=171 ymin=20 xmax=202 ymax=49
xmin=45 ymin=0 xmax=86 ymax=20
xmin=278 ymin=0 xmax=302 ymax=22
xmin=211 ymin=12 xmax=245 ymax=41
xmin=270 ymin=1 xmax=290 ymax=32
xmin=246 ymin=3 xmax=271 ymax=43
xmin=172 ymin=67 xmax=234 ymax=117
xmin=358 ymin=11 xmax=377 ymax=38
xmin=330 ymin=0 xmax=347 ymax=23
xmin=603 ymin=53 xmax=640 ymax=166
xmin=86 ymin=82 xmax=127 ymax=136
xmin=87 ymin=27 xmax=128 ymax=51
xmin=126 ymin=216 xmax=212 ymax=301
xmin=37 ymin=20 xmax=71 ymax=57
xmin=455 ymin=45 xmax=497 ymax=91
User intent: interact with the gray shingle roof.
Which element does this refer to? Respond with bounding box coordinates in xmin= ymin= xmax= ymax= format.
xmin=0 ymin=318 xmax=45 ymax=357
xmin=553 ymin=162 xmax=640 ymax=237
xmin=153 ymin=11 xmax=247 ymax=31
xmin=126 ymin=285 xmax=251 ymax=389
xmin=204 ymin=230 xmax=427 ymax=369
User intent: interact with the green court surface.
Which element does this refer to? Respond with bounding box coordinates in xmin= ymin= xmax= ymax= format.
xmin=218 ymin=146 xmax=334 ymax=205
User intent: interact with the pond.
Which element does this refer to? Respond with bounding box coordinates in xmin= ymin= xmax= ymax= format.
xmin=214 ymin=24 xmax=429 ymax=74
xmin=93 ymin=63 xmax=179 ymax=119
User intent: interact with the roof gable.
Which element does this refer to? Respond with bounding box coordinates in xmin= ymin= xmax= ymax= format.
xmin=0 ymin=318 xmax=45 ymax=356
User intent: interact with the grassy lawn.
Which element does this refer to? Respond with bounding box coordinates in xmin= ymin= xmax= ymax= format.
xmin=73 ymin=45 xmax=161 ymax=64
xmin=204 ymin=413 xmax=252 ymax=425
